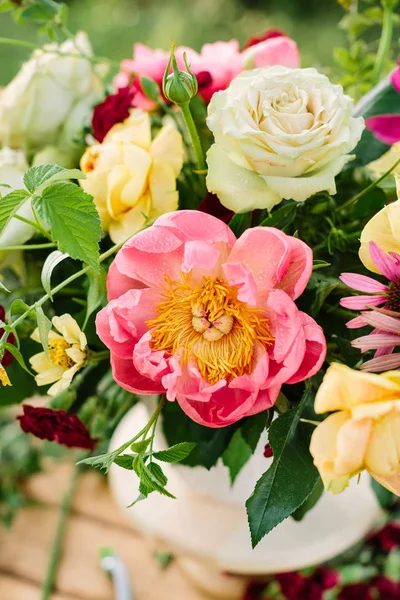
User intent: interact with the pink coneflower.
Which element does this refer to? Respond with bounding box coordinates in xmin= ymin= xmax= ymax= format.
xmin=340 ymin=241 xmax=400 ymax=372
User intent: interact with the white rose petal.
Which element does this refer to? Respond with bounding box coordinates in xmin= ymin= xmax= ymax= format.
xmin=206 ymin=66 xmax=364 ymax=212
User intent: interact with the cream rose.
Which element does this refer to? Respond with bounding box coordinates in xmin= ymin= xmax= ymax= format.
xmin=0 ymin=147 xmax=35 ymax=249
xmin=0 ymin=32 xmax=102 ymax=159
xmin=80 ymin=110 xmax=183 ymax=243
xmin=206 ymin=66 xmax=364 ymax=212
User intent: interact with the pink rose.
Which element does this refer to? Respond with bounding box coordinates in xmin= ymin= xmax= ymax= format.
xmin=96 ymin=211 xmax=325 ymax=428
xmin=115 ymin=34 xmax=300 ymax=109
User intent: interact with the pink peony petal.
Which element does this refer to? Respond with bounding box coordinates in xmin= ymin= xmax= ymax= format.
xmin=352 ymin=333 xmax=400 ymax=351
xmin=222 ymin=262 xmax=258 ymax=306
xmin=182 ymin=240 xmax=221 ymax=279
xmin=392 ymin=66 xmax=400 ymax=93
xmin=133 ymin=331 xmax=171 ymax=385
xmin=155 ymin=210 xmax=236 ymax=247
xmin=285 ymin=312 xmax=326 ymax=384
xmin=369 ymin=241 xmax=400 ymax=281
xmin=366 ymin=114 xmax=400 ymax=145
xmin=340 ymin=295 xmax=387 ymax=310
xmin=339 ymin=272 xmax=388 ymax=294
xmin=243 ymin=36 xmax=300 ymax=69
xmin=111 ymin=354 xmax=165 ymax=394
xmin=107 ymin=261 xmax=146 ymax=301
xmin=276 ymin=234 xmax=313 ymax=300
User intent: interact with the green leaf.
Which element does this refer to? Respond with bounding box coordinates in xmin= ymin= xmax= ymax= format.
xmin=312 ymin=260 xmax=331 ymax=271
xmin=83 ymin=267 xmax=107 ymax=329
xmin=153 ymin=442 xmax=196 ymax=463
xmin=154 ymin=551 xmax=173 ymax=569
xmin=229 ymin=212 xmax=252 ymax=237
xmin=35 ymin=306 xmax=52 ymax=358
xmin=78 ymin=450 xmax=119 ymax=473
xmin=371 ymin=477 xmax=395 ymax=508
xmin=147 ymin=462 xmax=168 ymax=487
xmin=246 ymin=386 xmax=320 ymax=548
xmin=0 ymin=2 xmax=16 ymax=14
xmin=19 ymin=0 xmax=59 ymax=22
xmin=41 ymin=250 xmax=69 ymax=300
xmin=114 ymin=454 xmax=135 ymax=470
xmin=291 ymin=477 xmax=324 ymax=521
xmin=24 ymin=165 xmax=86 ymax=195
xmin=4 ymin=343 xmax=33 ymax=375
xmin=130 ymin=436 xmax=154 ymax=454
xmin=222 ymin=412 xmax=268 ymax=484
xmin=33 ymin=182 xmax=101 ymax=271
xmin=384 ymin=549 xmax=400 ymax=582
xmin=259 ymin=202 xmax=297 ymax=230
xmin=0 ymin=189 xmax=30 ymax=234
xmin=133 ymin=455 xmax=176 ymax=498
xmin=222 ymin=429 xmax=253 ymax=485
xmin=0 ymin=280 xmax=10 ymax=293
xmin=310 ymin=276 xmax=339 ymax=317
xmin=140 ymin=76 xmax=161 ymax=101
xmin=10 ymin=299 xmax=31 ymax=317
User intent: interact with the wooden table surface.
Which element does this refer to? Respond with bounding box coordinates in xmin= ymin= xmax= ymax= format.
xmin=0 ymin=461 xmax=246 ymax=600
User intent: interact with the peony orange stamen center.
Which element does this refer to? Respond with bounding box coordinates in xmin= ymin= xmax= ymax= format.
xmin=147 ymin=274 xmax=273 ymax=385
xmin=48 ymin=339 xmax=75 ymax=369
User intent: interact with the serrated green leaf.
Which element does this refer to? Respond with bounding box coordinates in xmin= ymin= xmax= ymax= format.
xmin=83 ymin=267 xmax=107 ymax=329
xmin=41 ymin=250 xmax=69 ymax=300
xmin=130 ymin=436 xmax=154 ymax=454
xmin=259 ymin=202 xmax=297 ymax=229
xmin=147 ymin=462 xmax=168 ymax=486
xmin=153 ymin=442 xmax=196 ymax=463
xmin=0 ymin=189 xmax=30 ymax=234
xmin=77 ymin=450 xmax=118 ymax=473
xmin=4 ymin=343 xmax=33 ymax=375
xmin=114 ymin=454 xmax=135 ymax=470
xmin=35 ymin=305 xmax=52 ymax=358
xmin=140 ymin=76 xmax=161 ymax=101
xmin=246 ymin=386 xmax=320 ymax=548
xmin=10 ymin=299 xmax=32 ymax=317
xmin=24 ymin=165 xmax=86 ymax=194
xmin=241 ymin=412 xmax=269 ymax=452
xmin=291 ymin=477 xmax=324 ymax=521
xmin=134 ymin=456 xmax=175 ymax=498
xmin=33 ymin=182 xmax=101 ymax=271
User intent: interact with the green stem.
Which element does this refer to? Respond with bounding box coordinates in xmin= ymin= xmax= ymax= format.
xmin=180 ymin=102 xmax=207 ymax=180
xmin=335 ymin=156 xmax=400 ymax=213
xmin=41 ymin=465 xmax=81 ymax=600
xmin=371 ymin=6 xmax=394 ymax=85
xmin=13 ymin=213 xmax=52 ymax=240
xmin=0 ymin=242 xmax=57 ymax=251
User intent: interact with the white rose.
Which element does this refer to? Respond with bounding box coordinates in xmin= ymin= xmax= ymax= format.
xmin=0 ymin=32 xmax=102 ymax=158
xmin=0 ymin=147 xmax=35 ymax=248
xmin=206 ymin=66 xmax=364 ymax=212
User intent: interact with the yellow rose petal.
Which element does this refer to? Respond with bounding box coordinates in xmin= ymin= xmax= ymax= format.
xmin=150 ymin=125 xmax=184 ymax=177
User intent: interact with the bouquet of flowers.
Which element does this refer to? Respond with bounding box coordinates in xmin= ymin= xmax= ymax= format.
xmin=1 ymin=0 xmax=400 ymax=548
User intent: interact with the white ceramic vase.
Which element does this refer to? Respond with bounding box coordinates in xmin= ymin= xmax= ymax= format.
xmin=109 ymin=401 xmax=381 ymax=588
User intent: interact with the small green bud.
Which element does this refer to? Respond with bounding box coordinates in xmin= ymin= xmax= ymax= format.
xmin=162 ymin=43 xmax=198 ymax=107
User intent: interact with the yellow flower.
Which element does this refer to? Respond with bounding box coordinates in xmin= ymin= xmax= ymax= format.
xmin=80 ymin=109 xmax=184 ymax=243
xmin=360 ymin=144 xmax=400 ymax=273
xmin=29 ymin=314 xmax=87 ymax=396
xmin=310 ymin=363 xmax=400 ymax=495
xmin=0 ymin=365 xmax=11 ymax=386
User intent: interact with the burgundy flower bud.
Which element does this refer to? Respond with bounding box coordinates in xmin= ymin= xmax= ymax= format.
xmin=92 ymin=86 xmax=136 ymax=143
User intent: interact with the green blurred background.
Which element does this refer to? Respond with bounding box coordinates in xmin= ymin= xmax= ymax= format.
xmin=0 ymin=0 xmax=345 ymax=85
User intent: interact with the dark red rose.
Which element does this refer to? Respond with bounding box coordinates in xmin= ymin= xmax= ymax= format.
xmin=373 ymin=576 xmax=400 ymax=599
xmin=313 ymin=567 xmax=339 ymax=590
xmin=263 ymin=443 xmax=273 ymax=458
xmin=242 ymin=582 xmax=266 ymax=600
xmin=243 ymin=30 xmax=285 ymax=50
xmin=375 ymin=523 xmax=400 ymax=551
xmin=196 ymin=70 xmax=213 ymax=90
xmin=92 ymin=86 xmax=136 ymax=143
xmin=276 ymin=572 xmax=305 ymax=598
xmin=18 ymin=405 xmax=96 ymax=451
xmin=0 ymin=306 xmax=15 ymax=367
xmin=199 ymin=193 xmax=234 ymax=224
xmin=338 ymin=583 xmax=373 ymax=600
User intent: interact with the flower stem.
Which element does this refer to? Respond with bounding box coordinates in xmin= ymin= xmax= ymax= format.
xmin=335 ymin=156 xmax=400 ymax=213
xmin=13 ymin=214 xmax=52 ymax=240
xmin=371 ymin=6 xmax=394 ymax=86
xmin=41 ymin=465 xmax=81 ymax=600
xmin=0 ymin=242 xmax=57 ymax=251
xmin=180 ymin=102 xmax=207 ymax=186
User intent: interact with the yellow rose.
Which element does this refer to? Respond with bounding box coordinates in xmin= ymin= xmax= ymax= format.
xmin=310 ymin=363 xmax=400 ymax=495
xmin=80 ymin=110 xmax=184 ymax=243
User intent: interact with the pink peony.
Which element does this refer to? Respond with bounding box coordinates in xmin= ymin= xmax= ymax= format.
xmin=96 ymin=211 xmax=325 ymax=428
xmin=115 ymin=35 xmax=300 ymax=109
xmin=365 ymin=60 xmax=400 ymax=145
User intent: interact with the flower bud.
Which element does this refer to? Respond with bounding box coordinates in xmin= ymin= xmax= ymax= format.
xmin=163 ymin=44 xmax=198 ymax=107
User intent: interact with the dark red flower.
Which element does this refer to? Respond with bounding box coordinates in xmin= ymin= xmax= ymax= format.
xmin=92 ymin=86 xmax=136 ymax=143
xmin=0 ymin=306 xmax=15 ymax=367
xmin=198 ymin=193 xmax=234 ymax=224
xmin=373 ymin=576 xmax=400 ymax=599
xmin=18 ymin=405 xmax=96 ymax=451
xmin=243 ymin=582 xmax=266 ymax=600
xmin=196 ymin=71 xmax=213 ymax=90
xmin=263 ymin=443 xmax=273 ymax=458
xmin=374 ymin=523 xmax=400 ymax=551
xmin=313 ymin=567 xmax=339 ymax=590
xmin=338 ymin=583 xmax=373 ymax=600
xmin=276 ymin=572 xmax=305 ymax=598
xmin=243 ymin=30 xmax=285 ymax=50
